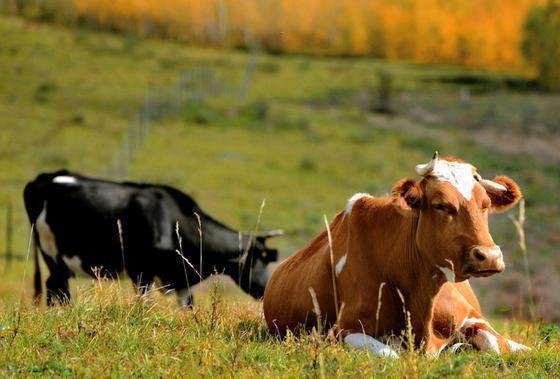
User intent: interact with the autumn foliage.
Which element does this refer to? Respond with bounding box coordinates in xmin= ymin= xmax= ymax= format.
xmin=16 ymin=0 xmax=550 ymax=71
xmin=522 ymin=0 xmax=560 ymax=89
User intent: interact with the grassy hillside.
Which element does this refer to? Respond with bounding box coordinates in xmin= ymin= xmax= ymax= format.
xmin=0 ymin=15 xmax=559 ymax=376
xmin=0 ymin=280 xmax=558 ymax=377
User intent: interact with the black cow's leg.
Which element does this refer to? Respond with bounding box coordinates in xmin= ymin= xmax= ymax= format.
xmin=176 ymin=288 xmax=193 ymax=308
xmin=41 ymin=253 xmax=71 ymax=306
xmin=130 ymin=273 xmax=154 ymax=299
xmin=45 ymin=272 xmax=71 ymax=306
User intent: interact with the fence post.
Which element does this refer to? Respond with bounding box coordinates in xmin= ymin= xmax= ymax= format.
xmin=238 ymin=39 xmax=259 ymax=100
xmin=100 ymin=64 xmax=238 ymax=180
xmin=120 ymin=138 xmax=128 ymax=179
xmin=128 ymin=120 xmax=136 ymax=164
xmin=5 ymin=202 xmax=13 ymax=269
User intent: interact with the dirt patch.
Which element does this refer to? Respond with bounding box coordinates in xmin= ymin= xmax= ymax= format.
xmin=471 ymin=129 xmax=560 ymax=164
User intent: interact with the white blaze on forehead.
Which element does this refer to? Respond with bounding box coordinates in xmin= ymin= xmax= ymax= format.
xmin=429 ymin=160 xmax=477 ymax=200
xmin=335 ymin=254 xmax=347 ymax=276
xmin=62 ymin=255 xmax=89 ymax=277
xmin=344 ymin=333 xmax=399 ymax=358
xmin=345 ymin=193 xmax=372 ymax=216
xmin=53 ymin=176 xmax=78 ymax=184
xmin=36 ymin=205 xmax=58 ymax=260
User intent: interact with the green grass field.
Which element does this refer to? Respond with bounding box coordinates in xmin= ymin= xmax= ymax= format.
xmin=1 ymin=278 xmax=559 ymax=377
xmin=0 ymin=15 xmax=559 ymax=377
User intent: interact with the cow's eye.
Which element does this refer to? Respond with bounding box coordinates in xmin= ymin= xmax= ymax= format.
xmin=433 ymin=203 xmax=447 ymax=212
xmin=433 ymin=203 xmax=455 ymax=215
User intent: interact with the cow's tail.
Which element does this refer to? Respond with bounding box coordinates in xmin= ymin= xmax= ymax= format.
xmin=23 ymin=180 xmax=43 ymax=305
xmin=33 ymin=243 xmax=42 ymax=305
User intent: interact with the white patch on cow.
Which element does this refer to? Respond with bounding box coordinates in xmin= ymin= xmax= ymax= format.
xmin=53 ymin=175 xmax=78 ymax=184
xmin=507 ymin=339 xmax=531 ymax=352
xmin=430 ymin=160 xmax=477 ymax=200
xmin=437 ymin=259 xmax=456 ymax=282
xmin=436 ymin=341 xmax=449 ymax=355
xmin=459 ymin=317 xmax=498 ymax=334
xmin=458 ymin=317 xmax=503 ymax=353
xmin=344 ymin=333 xmax=399 ymax=358
xmin=36 ymin=205 xmax=58 ymax=259
xmin=335 ymin=254 xmax=347 ymax=276
xmin=345 ymin=193 xmax=371 ymax=216
xmin=176 ymin=288 xmax=192 ymax=308
xmin=473 ymin=329 xmax=500 ymax=353
xmin=450 ymin=342 xmax=465 ymax=353
xmin=62 ymin=255 xmax=89 ymax=277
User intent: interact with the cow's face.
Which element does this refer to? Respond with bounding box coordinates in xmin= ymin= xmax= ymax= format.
xmin=236 ymin=235 xmax=279 ymax=299
xmin=392 ymin=152 xmax=522 ymax=282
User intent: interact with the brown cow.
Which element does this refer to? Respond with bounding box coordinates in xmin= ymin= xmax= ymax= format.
xmin=432 ymin=281 xmax=530 ymax=354
xmin=263 ymin=152 xmax=528 ymax=357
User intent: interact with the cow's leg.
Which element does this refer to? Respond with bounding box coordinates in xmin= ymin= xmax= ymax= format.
xmin=45 ymin=271 xmax=71 ymax=306
xmin=134 ymin=280 xmax=154 ymax=299
xmin=458 ymin=317 xmax=530 ymax=353
xmin=343 ymin=332 xmax=399 ymax=358
xmin=425 ymin=332 xmax=450 ymax=357
xmin=129 ymin=272 xmax=155 ymax=300
xmin=176 ymin=288 xmax=193 ymax=308
xmin=433 ymin=282 xmax=530 ymax=354
xmin=41 ymin=253 xmax=71 ymax=306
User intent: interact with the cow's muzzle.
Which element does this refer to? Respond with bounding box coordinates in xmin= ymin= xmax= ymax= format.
xmin=463 ymin=245 xmax=505 ymax=277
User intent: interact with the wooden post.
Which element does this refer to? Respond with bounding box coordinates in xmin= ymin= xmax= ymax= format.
xmin=128 ymin=121 xmax=136 ymax=164
xmin=5 ymin=202 xmax=13 ymax=269
xmin=239 ymin=39 xmax=258 ymax=100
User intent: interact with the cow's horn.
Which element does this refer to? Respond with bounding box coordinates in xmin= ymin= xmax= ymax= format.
xmin=479 ymin=179 xmax=507 ymax=192
xmin=415 ymin=151 xmax=439 ymax=176
xmin=260 ymin=229 xmax=284 ymax=239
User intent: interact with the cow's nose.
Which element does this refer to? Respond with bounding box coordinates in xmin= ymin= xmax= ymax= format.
xmin=468 ymin=246 xmax=505 ymax=274
xmin=471 ymin=247 xmax=487 ymax=262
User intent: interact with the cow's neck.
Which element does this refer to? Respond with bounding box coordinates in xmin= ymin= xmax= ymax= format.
xmin=370 ymin=206 xmax=445 ymax=346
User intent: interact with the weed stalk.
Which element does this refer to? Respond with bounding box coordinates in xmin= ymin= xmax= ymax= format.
xmin=508 ymin=199 xmax=535 ymax=319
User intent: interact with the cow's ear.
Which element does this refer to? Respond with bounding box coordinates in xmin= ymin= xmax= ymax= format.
xmin=391 ymin=179 xmax=423 ymax=213
xmin=487 ymin=176 xmax=522 ymax=212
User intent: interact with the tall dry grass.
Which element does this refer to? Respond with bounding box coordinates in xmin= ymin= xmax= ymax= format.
xmin=509 ymin=199 xmax=536 ymax=319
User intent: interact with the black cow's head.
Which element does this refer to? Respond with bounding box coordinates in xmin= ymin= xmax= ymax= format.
xmin=236 ymin=230 xmax=282 ymax=299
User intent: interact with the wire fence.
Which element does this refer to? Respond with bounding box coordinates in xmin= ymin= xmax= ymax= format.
xmin=102 ymin=47 xmax=257 ymax=180
xmin=2 ymin=43 xmax=259 ymax=268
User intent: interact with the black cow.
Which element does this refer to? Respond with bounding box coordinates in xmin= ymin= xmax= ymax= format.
xmin=24 ymin=170 xmax=282 ymax=306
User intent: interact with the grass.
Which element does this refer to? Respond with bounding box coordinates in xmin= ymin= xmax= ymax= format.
xmin=1 ymin=15 xmax=558 ymax=252
xmin=0 ymin=276 xmax=558 ymax=377
xmin=0 ymin=14 xmax=559 ymax=376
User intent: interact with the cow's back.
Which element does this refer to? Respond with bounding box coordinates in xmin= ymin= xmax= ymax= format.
xmin=24 ymin=171 xmax=140 ymax=277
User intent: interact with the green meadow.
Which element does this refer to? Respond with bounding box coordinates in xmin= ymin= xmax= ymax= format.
xmin=0 ymin=15 xmax=559 ymax=377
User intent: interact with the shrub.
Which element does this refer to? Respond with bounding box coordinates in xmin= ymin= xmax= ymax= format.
xmin=522 ymin=1 xmax=560 ymax=91
xmin=371 ymin=68 xmax=394 ymax=114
